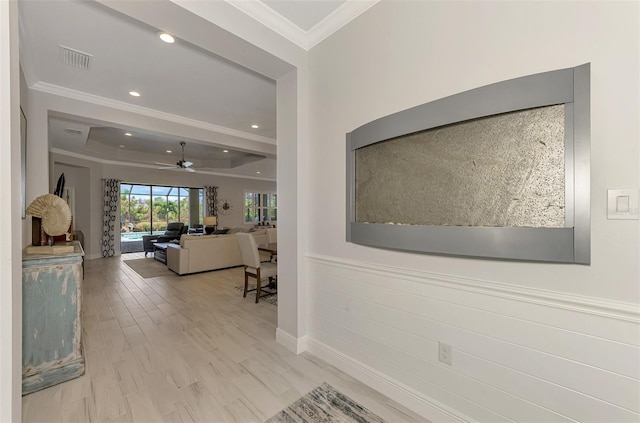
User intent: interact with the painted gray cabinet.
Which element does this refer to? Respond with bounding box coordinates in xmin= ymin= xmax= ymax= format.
xmin=22 ymin=241 xmax=85 ymax=395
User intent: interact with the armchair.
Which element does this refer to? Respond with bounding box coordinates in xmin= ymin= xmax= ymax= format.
xmin=142 ymin=222 xmax=187 ymax=256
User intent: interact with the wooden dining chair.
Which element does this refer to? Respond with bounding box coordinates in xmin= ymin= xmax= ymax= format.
xmin=236 ymin=233 xmax=277 ymax=303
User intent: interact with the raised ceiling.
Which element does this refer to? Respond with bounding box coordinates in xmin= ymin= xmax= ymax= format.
xmin=263 ymin=1 xmax=345 ymax=31
xmin=18 ymin=0 xmax=377 ymax=180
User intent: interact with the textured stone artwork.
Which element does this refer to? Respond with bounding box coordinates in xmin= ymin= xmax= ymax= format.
xmin=355 ymin=105 xmax=565 ymax=227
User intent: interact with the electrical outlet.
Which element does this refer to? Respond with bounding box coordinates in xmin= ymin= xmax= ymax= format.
xmin=439 ymin=342 xmax=453 ymax=365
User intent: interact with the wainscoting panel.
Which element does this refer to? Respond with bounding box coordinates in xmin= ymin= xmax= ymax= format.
xmin=306 ymin=255 xmax=640 ymax=422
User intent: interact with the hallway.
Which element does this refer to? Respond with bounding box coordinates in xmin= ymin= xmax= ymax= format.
xmin=21 ymin=255 xmax=425 ymax=422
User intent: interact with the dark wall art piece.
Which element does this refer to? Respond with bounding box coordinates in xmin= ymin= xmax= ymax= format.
xmin=346 ymin=64 xmax=590 ymax=264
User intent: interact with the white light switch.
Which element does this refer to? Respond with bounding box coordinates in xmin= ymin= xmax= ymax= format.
xmin=608 ymin=189 xmax=639 ymax=219
xmin=616 ymin=195 xmax=630 ymax=212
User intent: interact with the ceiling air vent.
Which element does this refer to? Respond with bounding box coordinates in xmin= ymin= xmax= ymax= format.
xmin=59 ymin=45 xmax=92 ymax=70
xmin=64 ymin=128 xmax=83 ymax=136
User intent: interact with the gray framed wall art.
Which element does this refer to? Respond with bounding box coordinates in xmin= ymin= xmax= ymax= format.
xmin=346 ymin=64 xmax=590 ymax=264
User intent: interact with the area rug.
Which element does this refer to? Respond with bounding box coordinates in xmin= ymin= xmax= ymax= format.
xmin=123 ymin=258 xmax=175 ymax=279
xmin=266 ymin=382 xmax=386 ymax=423
xmin=234 ymin=285 xmax=277 ymax=306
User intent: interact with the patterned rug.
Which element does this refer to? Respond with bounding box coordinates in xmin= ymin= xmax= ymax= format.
xmin=266 ymin=382 xmax=386 ymax=422
xmin=234 ymin=285 xmax=277 ymax=306
xmin=123 ymin=258 xmax=175 ymax=278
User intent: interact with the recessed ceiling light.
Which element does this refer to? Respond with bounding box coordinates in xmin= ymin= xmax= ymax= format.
xmin=223 ymin=150 xmax=229 ymax=153
xmin=119 ymin=145 xmax=125 ymax=148
xmin=129 ymin=91 xmax=141 ymax=97
xmin=124 ymin=132 xmax=132 ymax=136
xmin=251 ymin=124 xmax=259 ymax=129
xmin=158 ymin=32 xmax=175 ymax=44
xmin=166 ymin=150 xmax=172 ymax=153
xmin=256 ymin=171 xmax=261 ymax=174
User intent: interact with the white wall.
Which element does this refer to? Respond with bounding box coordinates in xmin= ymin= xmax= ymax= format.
xmin=305 ymin=1 xmax=639 ymax=421
xmin=0 ymin=1 xmax=22 ymax=420
xmin=275 ymin=69 xmax=301 ymax=347
xmin=52 ymin=163 xmax=90 ymax=240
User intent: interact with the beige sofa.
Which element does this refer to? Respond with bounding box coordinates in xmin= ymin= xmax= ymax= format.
xmin=166 ymin=229 xmax=269 ymax=275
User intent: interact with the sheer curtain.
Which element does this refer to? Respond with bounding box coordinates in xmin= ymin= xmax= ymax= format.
xmin=102 ymin=178 xmax=120 ymax=257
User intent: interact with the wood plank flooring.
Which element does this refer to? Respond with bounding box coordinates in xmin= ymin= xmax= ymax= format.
xmin=22 ymin=253 xmax=428 ymax=423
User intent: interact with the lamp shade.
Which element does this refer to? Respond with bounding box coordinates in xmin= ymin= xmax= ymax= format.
xmin=203 ymin=216 xmax=217 ymax=226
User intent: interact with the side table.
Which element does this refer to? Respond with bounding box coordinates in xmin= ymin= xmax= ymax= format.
xmin=22 ymin=241 xmax=85 ymax=394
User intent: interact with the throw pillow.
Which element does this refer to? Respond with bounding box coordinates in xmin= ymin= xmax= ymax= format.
xmin=213 ymin=229 xmax=229 ymax=235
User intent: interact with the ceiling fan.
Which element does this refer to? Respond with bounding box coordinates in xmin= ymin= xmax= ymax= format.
xmin=156 ymin=141 xmax=196 ymax=172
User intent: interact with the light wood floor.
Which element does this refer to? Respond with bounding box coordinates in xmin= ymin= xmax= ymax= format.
xmin=22 ymin=253 xmax=428 ymax=423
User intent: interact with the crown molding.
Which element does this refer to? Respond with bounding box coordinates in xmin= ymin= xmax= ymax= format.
xmin=306 ymin=1 xmax=379 ymax=49
xmin=226 ymin=0 xmax=308 ymax=49
xmin=50 ymin=148 xmax=276 ymax=181
xmin=226 ymin=0 xmax=379 ymax=50
xmin=31 ymin=81 xmax=276 ymax=146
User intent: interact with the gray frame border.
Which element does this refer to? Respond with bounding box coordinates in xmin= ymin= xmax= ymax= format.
xmin=346 ymin=64 xmax=590 ymax=264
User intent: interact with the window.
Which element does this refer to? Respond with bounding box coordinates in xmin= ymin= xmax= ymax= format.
xmin=120 ymin=184 xmax=203 ymax=236
xmin=244 ymin=191 xmax=277 ymax=223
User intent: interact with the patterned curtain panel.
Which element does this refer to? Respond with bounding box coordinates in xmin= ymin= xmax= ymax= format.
xmin=204 ymin=186 xmax=218 ymax=217
xmin=102 ymin=178 xmax=120 ymax=257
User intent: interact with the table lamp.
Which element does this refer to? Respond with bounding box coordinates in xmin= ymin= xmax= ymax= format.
xmin=203 ymin=216 xmax=217 ymax=234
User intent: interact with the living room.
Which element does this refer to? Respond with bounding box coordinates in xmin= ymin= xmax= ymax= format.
xmin=52 ymin=153 xmax=277 ymax=261
xmin=2 ymin=1 xmax=639 ymax=422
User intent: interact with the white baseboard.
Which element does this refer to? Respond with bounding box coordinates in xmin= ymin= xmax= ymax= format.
xmin=276 ymin=328 xmax=308 ymax=354
xmin=307 ymin=337 xmax=474 ymax=423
